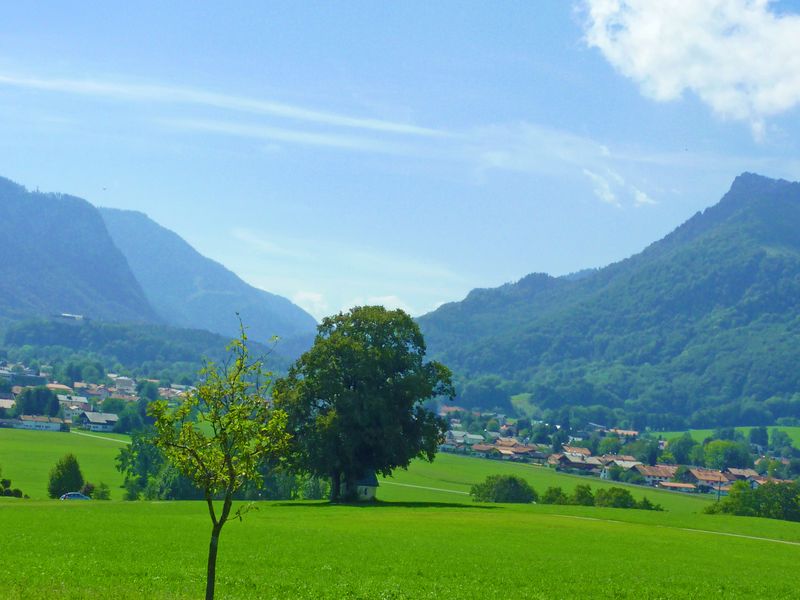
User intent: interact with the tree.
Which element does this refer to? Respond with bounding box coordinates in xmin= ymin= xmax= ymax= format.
xmin=704 ymin=440 xmax=752 ymax=470
xmin=148 ymin=328 xmax=289 ymax=600
xmin=667 ymin=433 xmax=698 ymax=465
xmin=470 ymin=474 xmax=537 ymax=503
xmin=748 ymin=426 xmax=769 ymax=448
xmin=540 ymin=486 xmax=568 ymax=504
xmin=594 ymin=487 xmax=636 ymax=508
xmin=273 ymin=306 xmax=454 ymax=501
xmin=47 ymin=454 xmax=84 ymax=498
xmin=570 ymin=484 xmax=594 ymax=506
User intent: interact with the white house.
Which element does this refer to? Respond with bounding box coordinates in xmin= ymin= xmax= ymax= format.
xmin=15 ymin=415 xmax=65 ymax=432
xmin=79 ymin=411 xmax=119 ymax=432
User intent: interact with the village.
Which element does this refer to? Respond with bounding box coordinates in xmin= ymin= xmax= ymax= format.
xmin=438 ymin=406 xmax=799 ymax=496
xmin=0 ymin=359 xmax=190 ymax=434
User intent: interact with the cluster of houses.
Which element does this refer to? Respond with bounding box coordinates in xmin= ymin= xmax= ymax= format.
xmin=439 ymin=409 xmax=794 ymax=495
xmin=0 ymin=361 xmax=191 ymax=434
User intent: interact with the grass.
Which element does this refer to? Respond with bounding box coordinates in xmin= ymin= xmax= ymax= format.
xmin=1 ymin=499 xmax=799 ymax=599
xmin=657 ymin=426 xmax=800 ymax=446
xmin=381 ymin=452 xmax=712 ymax=514
xmin=2 ymin=430 xmax=800 ymax=598
xmin=0 ymin=428 xmax=128 ymax=499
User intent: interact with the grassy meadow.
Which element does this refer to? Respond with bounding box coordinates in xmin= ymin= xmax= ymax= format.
xmin=0 ymin=428 xmax=128 ymax=499
xmin=1 ymin=429 xmax=800 ymax=598
xmin=657 ymin=426 xmax=800 ymax=446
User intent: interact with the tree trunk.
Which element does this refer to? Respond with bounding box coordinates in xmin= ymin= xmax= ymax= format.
xmin=343 ymin=474 xmax=357 ymax=502
xmin=329 ymin=471 xmax=340 ymax=502
xmin=206 ymin=523 xmax=223 ymax=600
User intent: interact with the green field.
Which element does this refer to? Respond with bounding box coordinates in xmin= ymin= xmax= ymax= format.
xmin=0 ymin=428 xmax=128 ymax=499
xmin=2 ymin=430 xmax=800 ymax=598
xmin=657 ymin=426 xmax=800 ymax=446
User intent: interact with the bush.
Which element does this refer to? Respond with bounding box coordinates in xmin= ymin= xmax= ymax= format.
xmin=540 ymin=486 xmax=568 ymax=504
xmin=595 ymin=487 xmax=636 ymax=508
xmin=93 ymin=482 xmax=111 ymax=500
xmin=48 ymin=454 xmax=84 ymax=498
xmin=570 ymin=484 xmax=594 ymax=506
xmin=470 ymin=475 xmax=537 ymax=503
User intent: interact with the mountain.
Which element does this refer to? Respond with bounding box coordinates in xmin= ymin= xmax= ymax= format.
xmin=0 ymin=177 xmax=157 ymax=322
xmin=99 ymin=208 xmax=317 ymax=347
xmin=419 ymin=173 xmax=800 ymax=430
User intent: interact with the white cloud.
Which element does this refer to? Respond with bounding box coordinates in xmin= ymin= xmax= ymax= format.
xmin=582 ymin=0 xmax=800 ymax=138
xmin=583 ymin=168 xmax=621 ymax=207
xmin=0 ymin=72 xmax=444 ymax=137
xmin=292 ymin=291 xmax=328 ymax=320
xmin=162 ymin=117 xmax=414 ymax=155
xmin=631 ymin=186 xmax=658 ymax=206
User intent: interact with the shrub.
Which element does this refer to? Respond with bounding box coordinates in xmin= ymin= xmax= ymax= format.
xmin=93 ymin=482 xmax=111 ymax=500
xmin=470 ymin=475 xmax=537 ymax=503
xmin=595 ymin=487 xmax=636 ymax=508
xmin=47 ymin=454 xmax=84 ymax=498
xmin=570 ymin=484 xmax=594 ymax=506
xmin=540 ymin=486 xmax=568 ymax=504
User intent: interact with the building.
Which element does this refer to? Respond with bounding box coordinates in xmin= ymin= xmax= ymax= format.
xmin=79 ymin=412 xmax=119 ymax=432
xmin=687 ymin=468 xmax=728 ymax=492
xmin=634 ymin=464 xmax=678 ymax=486
xmin=341 ymin=471 xmax=379 ymax=501
xmin=15 ymin=415 xmax=66 ymax=432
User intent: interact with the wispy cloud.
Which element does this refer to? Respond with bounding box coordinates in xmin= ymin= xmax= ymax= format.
xmin=161 ymin=117 xmax=415 ymax=154
xmin=583 ymin=168 xmax=620 ymax=207
xmin=0 ymin=73 xmax=445 ymax=137
xmin=581 ymin=0 xmax=800 ymax=139
xmin=292 ymin=291 xmax=328 ymax=320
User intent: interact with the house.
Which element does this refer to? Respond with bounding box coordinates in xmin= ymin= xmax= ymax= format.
xmin=658 ymin=481 xmax=697 ymax=493
xmin=469 ymin=443 xmax=496 ymax=458
xmin=724 ymin=468 xmax=759 ymax=481
xmin=79 ymin=412 xmax=119 ymax=432
xmin=598 ymin=454 xmax=638 ymax=465
xmin=600 ymin=459 xmax=642 ymax=479
xmin=552 ymin=453 xmax=602 ymax=472
xmin=562 ymin=445 xmax=591 ymax=456
xmin=15 ymin=415 xmax=66 ymax=432
xmin=687 ymin=468 xmax=728 ymax=492
xmin=341 ymin=471 xmax=379 ymax=501
xmin=634 ymin=464 xmax=678 ymax=486
xmin=114 ymin=376 xmax=136 ymax=394
xmin=46 ymin=383 xmax=74 ymax=394
xmin=464 ymin=433 xmax=485 ymax=446
xmin=0 ymin=398 xmax=15 ymax=411
xmin=608 ymin=428 xmax=639 ymax=439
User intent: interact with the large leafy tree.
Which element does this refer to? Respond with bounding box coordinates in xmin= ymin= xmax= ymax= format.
xmin=148 ymin=329 xmax=289 ymax=600
xmin=273 ymin=306 xmax=454 ymax=501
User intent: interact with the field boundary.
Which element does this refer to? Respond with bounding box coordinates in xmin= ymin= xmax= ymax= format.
xmin=71 ymin=431 xmax=130 ymax=445
xmin=552 ymin=514 xmax=800 ymax=547
xmin=381 ymin=481 xmax=469 ymax=495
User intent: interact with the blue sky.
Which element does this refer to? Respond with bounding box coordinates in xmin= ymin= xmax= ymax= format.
xmin=3 ymin=1 xmax=800 ymax=320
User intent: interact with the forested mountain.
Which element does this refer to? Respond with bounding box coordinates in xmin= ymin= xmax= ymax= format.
xmin=0 ymin=177 xmax=157 ymax=322
xmin=419 ymin=173 xmax=800 ymax=430
xmin=100 ymin=208 xmax=317 ymax=347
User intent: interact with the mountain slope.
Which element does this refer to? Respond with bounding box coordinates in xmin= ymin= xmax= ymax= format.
xmin=0 ymin=177 xmax=157 ymax=322
xmin=100 ymin=208 xmax=317 ymax=345
xmin=419 ymin=173 xmax=800 ymax=429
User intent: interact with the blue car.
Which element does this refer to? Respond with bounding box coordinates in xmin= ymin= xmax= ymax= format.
xmin=60 ymin=492 xmax=91 ymax=500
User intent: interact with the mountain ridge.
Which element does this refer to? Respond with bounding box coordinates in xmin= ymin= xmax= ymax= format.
xmin=418 ymin=173 xmax=800 ymax=429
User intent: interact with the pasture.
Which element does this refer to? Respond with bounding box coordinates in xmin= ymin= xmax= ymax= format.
xmin=2 ymin=430 xmax=800 ymax=598
xmin=657 ymin=426 xmax=800 ymax=446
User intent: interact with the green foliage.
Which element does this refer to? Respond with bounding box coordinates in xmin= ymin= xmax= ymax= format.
xmin=13 ymin=386 xmax=58 ymax=417
xmin=570 ymin=484 xmax=594 ymax=506
xmin=470 ymin=474 xmax=537 ymax=503
xmin=594 ymin=487 xmax=636 ymax=508
xmin=0 ymin=466 xmax=26 ymax=498
xmin=47 ymin=453 xmax=84 ymax=498
xmin=704 ymin=440 xmax=753 ymax=470
xmin=419 ymin=175 xmax=800 ymax=428
xmin=274 ymin=306 xmax=453 ymax=501
xmin=148 ymin=327 xmax=290 ymax=599
xmin=540 ymin=486 xmax=568 ymax=504
xmin=93 ymin=482 xmax=111 ymax=500
xmin=706 ymin=480 xmax=800 ymax=522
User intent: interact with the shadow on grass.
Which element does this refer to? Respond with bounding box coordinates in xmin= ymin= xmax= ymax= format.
xmin=274 ymin=500 xmax=499 ymax=510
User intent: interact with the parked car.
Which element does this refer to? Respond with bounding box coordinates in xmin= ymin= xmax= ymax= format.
xmin=60 ymin=492 xmax=91 ymax=500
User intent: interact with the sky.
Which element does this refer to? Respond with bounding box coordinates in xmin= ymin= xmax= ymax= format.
xmin=3 ymin=1 xmax=800 ymax=320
